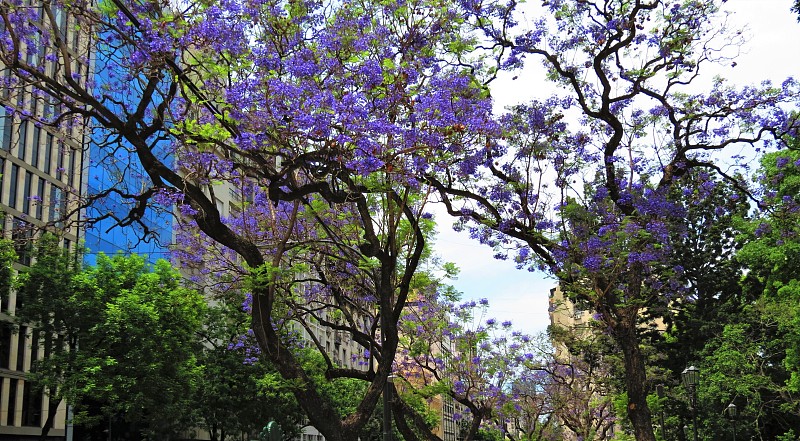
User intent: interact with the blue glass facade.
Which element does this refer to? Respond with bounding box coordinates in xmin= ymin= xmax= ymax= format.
xmin=83 ymin=37 xmax=173 ymax=266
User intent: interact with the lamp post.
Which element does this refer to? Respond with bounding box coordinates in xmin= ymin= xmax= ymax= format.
xmin=656 ymin=384 xmax=667 ymax=441
xmin=681 ymin=366 xmax=700 ymax=441
xmin=383 ymin=374 xmax=396 ymax=441
xmin=725 ymin=403 xmax=737 ymax=441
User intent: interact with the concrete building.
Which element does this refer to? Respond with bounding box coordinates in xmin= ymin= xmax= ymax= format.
xmin=548 ymin=285 xmax=595 ymax=359
xmin=0 ymin=3 xmax=89 ymax=436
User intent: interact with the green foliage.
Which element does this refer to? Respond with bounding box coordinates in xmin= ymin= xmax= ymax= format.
xmin=196 ymin=300 xmax=304 ymax=441
xmin=649 ymin=152 xmax=800 ymax=441
xmin=700 ymin=148 xmax=800 ymax=439
xmin=0 ymin=238 xmax=16 ymax=309
xmin=296 ymin=348 xmax=369 ymax=417
xmin=474 ymin=427 xmax=504 ymax=441
xmin=17 ymin=244 xmax=206 ymax=440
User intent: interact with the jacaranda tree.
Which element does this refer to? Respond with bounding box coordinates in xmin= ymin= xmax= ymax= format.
xmin=1 ymin=0 xmax=494 ymax=439
xmin=3 ymin=0 xmax=799 ymax=440
xmin=424 ymin=1 xmax=800 ymax=440
xmin=397 ymin=291 xmax=543 ymax=439
xmin=398 ymin=291 xmax=614 ymax=441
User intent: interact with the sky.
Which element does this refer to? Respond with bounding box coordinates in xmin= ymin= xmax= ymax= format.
xmin=431 ymin=0 xmax=800 ymax=337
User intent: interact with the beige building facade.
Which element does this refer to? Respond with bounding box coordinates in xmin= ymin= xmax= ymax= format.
xmin=0 ymin=1 xmax=89 ymax=437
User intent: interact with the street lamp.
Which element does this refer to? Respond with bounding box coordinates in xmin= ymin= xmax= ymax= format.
xmin=725 ymin=403 xmax=737 ymax=441
xmin=681 ymin=366 xmax=700 ymax=441
xmin=383 ymin=374 xmax=397 ymax=441
xmin=656 ymin=384 xmax=667 ymax=441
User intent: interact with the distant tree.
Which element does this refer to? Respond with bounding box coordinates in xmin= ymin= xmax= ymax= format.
xmin=398 ymin=288 xmax=610 ymax=441
xmin=397 ymin=288 xmax=537 ymax=439
xmin=16 ymin=245 xmax=206 ymax=440
xmin=425 ymin=2 xmax=800 ymax=440
xmin=545 ymin=353 xmax=616 ymax=440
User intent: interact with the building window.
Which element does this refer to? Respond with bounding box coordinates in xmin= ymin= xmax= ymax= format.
xmin=7 ymin=378 xmax=18 ymax=425
xmin=9 ymin=163 xmax=19 ymax=209
xmin=43 ymin=98 xmax=54 ymax=121
xmin=53 ymin=4 xmax=67 ymax=43
xmin=23 ymin=171 xmax=32 ymax=215
xmin=0 ymin=107 xmax=12 ymax=149
xmin=0 ymin=68 xmax=10 ymax=100
xmin=16 ymin=326 xmax=27 ymax=371
xmin=49 ymin=185 xmax=62 ymax=222
xmin=21 ymin=381 xmax=43 ymax=427
xmin=44 ymin=134 xmax=53 ymax=174
xmin=31 ymin=125 xmax=41 ymax=168
xmin=68 ymin=146 xmax=77 ymax=187
xmin=31 ymin=329 xmax=40 ymax=363
xmin=0 ymin=322 xmax=12 ymax=369
xmin=18 ymin=119 xmax=27 ymax=161
xmin=36 ymin=177 xmax=45 ymax=220
xmin=57 ymin=143 xmax=65 ymax=181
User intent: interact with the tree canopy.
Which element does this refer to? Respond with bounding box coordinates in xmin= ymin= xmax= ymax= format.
xmin=13 ymin=240 xmax=206 ymax=439
xmin=1 ymin=0 xmax=799 ymax=440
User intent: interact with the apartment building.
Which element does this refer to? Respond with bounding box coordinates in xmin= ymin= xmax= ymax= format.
xmin=0 ymin=2 xmax=89 ymax=436
xmin=548 ymin=285 xmax=595 ymax=359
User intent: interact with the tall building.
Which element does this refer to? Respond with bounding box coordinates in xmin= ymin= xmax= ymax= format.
xmin=82 ymin=115 xmax=173 ymax=265
xmin=548 ymin=285 xmax=594 ymax=359
xmin=0 ymin=3 xmax=89 ymax=436
xmin=81 ymin=28 xmax=174 ymax=266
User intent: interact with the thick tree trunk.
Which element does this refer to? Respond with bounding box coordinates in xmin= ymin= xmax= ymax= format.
xmin=615 ymin=317 xmax=657 ymax=441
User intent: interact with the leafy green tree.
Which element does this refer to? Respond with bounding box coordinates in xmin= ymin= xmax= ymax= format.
xmin=195 ymin=300 xmax=305 ymax=441
xmin=16 ymin=243 xmax=206 ymax=440
xmin=638 ymin=175 xmax=751 ymax=439
xmin=713 ymin=148 xmax=800 ymax=440
xmin=698 ymin=314 xmax=799 ymax=441
xmin=648 ymin=151 xmax=800 ymax=441
xmin=13 ymin=234 xmax=82 ymax=438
